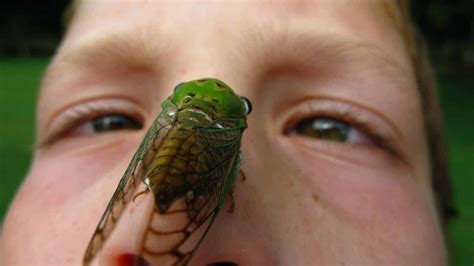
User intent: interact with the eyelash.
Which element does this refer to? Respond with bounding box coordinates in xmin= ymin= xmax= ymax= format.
xmin=41 ymin=99 xmax=144 ymax=146
xmin=283 ymin=100 xmax=399 ymax=156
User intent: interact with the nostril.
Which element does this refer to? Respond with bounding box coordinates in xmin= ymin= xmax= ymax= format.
xmin=207 ymin=262 xmax=238 ymax=266
xmin=116 ymin=253 xmax=150 ymax=266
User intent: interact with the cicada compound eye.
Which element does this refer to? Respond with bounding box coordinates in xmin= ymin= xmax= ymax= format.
xmin=241 ymin=97 xmax=252 ymax=115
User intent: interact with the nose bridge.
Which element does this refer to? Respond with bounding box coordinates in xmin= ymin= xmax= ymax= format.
xmin=161 ymin=29 xmax=254 ymax=99
xmin=168 ymin=46 xmax=232 ymax=83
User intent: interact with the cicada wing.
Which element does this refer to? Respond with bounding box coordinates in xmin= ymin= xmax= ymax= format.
xmin=139 ymin=125 xmax=243 ymax=266
xmin=140 ymin=188 xmax=224 ymax=265
xmin=83 ymin=112 xmax=174 ymax=265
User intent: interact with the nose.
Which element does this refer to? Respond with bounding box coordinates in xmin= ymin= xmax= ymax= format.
xmin=93 ymin=179 xmax=275 ymax=266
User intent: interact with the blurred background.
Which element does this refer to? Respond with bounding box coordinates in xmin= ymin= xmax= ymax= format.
xmin=0 ymin=0 xmax=472 ymax=264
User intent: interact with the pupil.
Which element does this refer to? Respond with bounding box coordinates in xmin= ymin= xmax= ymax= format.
xmin=296 ymin=117 xmax=349 ymax=141
xmin=92 ymin=114 xmax=141 ymax=132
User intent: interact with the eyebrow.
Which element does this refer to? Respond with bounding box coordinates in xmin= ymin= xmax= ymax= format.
xmin=42 ymin=29 xmax=169 ymax=89
xmin=248 ymin=25 xmax=412 ymax=81
xmin=45 ymin=19 xmax=408 ymax=78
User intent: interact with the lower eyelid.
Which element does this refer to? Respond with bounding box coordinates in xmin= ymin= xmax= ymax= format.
xmin=347 ymin=127 xmax=373 ymax=144
xmin=283 ymin=135 xmax=401 ymax=169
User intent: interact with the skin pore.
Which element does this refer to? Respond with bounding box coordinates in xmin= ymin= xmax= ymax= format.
xmin=1 ymin=0 xmax=446 ymax=265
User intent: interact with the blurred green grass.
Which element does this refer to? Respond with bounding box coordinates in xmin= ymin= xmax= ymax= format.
xmin=0 ymin=57 xmax=472 ymax=264
xmin=439 ymin=74 xmax=474 ymax=265
xmin=0 ymin=57 xmax=45 ymax=221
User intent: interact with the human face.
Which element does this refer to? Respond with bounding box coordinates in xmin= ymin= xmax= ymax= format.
xmin=1 ymin=0 xmax=446 ymax=265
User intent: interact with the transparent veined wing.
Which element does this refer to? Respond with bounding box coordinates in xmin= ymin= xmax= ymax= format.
xmin=138 ymin=119 xmax=244 ymax=265
xmin=83 ymin=111 xmax=174 ymax=265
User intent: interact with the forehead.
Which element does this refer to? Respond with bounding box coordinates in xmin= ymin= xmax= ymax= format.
xmin=49 ymin=0 xmax=410 ymax=91
xmin=70 ymin=0 xmax=401 ymax=22
xmin=63 ymin=0 xmax=405 ymax=54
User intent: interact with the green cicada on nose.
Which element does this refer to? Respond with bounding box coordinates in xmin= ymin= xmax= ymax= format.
xmin=83 ymin=78 xmax=250 ymax=266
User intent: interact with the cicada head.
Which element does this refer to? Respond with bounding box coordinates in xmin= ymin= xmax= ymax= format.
xmin=168 ymin=78 xmax=252 ymax=120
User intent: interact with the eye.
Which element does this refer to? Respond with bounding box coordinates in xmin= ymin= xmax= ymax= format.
xmin=287 ymin=117 xmax=372 ymax=144
xmin=64 ymin=114 xmax=142 ymax=137
xmin=241 ymin=97 xmax=252 ymax=115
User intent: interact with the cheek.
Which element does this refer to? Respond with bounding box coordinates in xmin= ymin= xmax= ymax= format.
xmin=1 ymin=139 xmax=138 ymax=264
xmin=2 ymin=168 xmax=93 ymax=264
xmin=25 ymin=138 xmax=138 ymax=204
xmin=276 ymin=140 xmax=445 ymax=262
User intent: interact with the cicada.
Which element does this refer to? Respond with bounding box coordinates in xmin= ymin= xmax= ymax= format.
xmin=83 ymin=78 xmax=251 ymax=265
